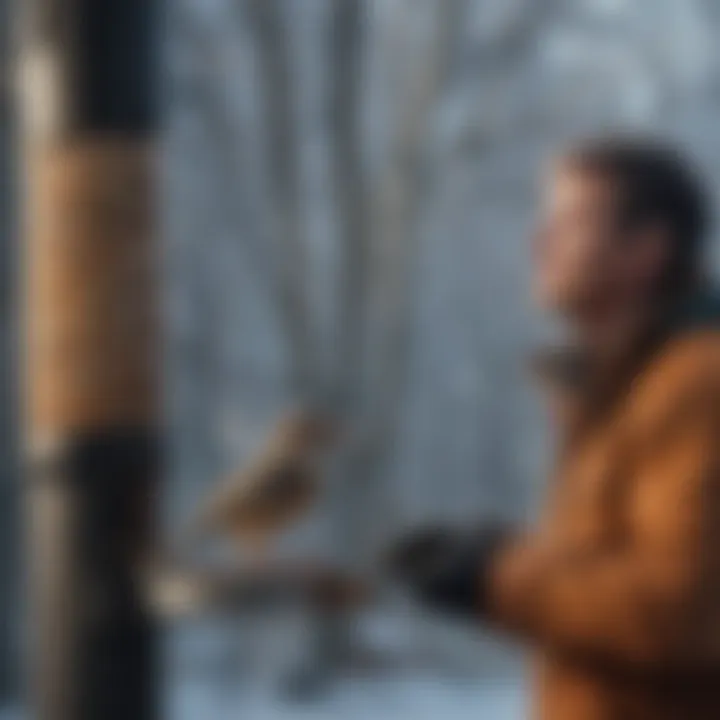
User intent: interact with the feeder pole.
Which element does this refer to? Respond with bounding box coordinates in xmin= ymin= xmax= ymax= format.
xmin=19 ymin=1 xmax=160 ymax=718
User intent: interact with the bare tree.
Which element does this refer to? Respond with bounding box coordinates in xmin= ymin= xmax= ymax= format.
xmin=327 ymin=0 xmax=469 ymax=569
xmin=246 ymin=0 xmax=318 ymax=405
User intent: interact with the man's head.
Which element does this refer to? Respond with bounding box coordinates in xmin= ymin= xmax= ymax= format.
xmin=533 ymin=136 xmax=710 ymax=319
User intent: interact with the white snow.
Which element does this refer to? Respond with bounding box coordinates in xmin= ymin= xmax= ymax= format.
xmin=167 ymin=673 xmax=526 ymax=720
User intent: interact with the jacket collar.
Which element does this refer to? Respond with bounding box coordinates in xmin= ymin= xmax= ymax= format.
xmin=666 ymin=284 xmax=720 ymax=335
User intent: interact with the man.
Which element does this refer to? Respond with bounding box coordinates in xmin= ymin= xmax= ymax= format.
xmin=387 ymin=136 xmax=720 ymax=719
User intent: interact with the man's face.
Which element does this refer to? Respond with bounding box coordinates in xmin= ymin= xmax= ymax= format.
xmin=532 ymin=161 xmax=669 ymax=315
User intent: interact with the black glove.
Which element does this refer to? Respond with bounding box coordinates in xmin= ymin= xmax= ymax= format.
xmin=384 ymin=522 xmax=510 ymax=617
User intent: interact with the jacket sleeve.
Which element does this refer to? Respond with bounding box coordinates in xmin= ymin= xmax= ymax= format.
xmin=487 ymin=370 xmax=720 ymax=674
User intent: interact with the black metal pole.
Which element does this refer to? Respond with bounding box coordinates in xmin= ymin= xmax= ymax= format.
xmin=0 ymin=0 xmax=19 ymax=705
xmin=19 ymin=1 xmax=160 ymax=719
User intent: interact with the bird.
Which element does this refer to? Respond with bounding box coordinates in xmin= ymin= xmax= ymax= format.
xmin=188 ymin=408 xmax=339 ymax=561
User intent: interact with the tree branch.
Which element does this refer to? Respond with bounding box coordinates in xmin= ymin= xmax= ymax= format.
xmin=246 ymin=0 xmax=317 ymax=404
xmin=328 ymin=0 xmax=368 ymax=414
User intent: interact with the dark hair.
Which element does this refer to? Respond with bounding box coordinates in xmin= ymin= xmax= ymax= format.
xmin=564 ymin=135 xmax=711 ymax=294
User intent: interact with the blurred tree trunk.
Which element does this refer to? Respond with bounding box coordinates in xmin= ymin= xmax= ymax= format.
xmin=247 ymin=0 xmax=317 ymax=405
xmin=0 ymin=0 xmax=19 ymax=704
xmin=19 ymin=1 xmax=160 ymax=718
xmin=330 ymin=0 xmax=466 ymax=572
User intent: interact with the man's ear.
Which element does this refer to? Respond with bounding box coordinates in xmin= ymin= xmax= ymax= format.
xmin=631 ymin=221 xmax=673 ymax=291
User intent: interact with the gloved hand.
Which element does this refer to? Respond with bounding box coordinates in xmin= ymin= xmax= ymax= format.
xmin=383 ymin=522 xmax=510 ymax=617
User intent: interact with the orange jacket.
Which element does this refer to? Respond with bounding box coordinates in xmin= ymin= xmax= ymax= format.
xmin=489 ymin=325 xmax=720 ymax=719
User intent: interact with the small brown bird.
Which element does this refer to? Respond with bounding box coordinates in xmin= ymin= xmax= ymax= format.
xmin=190 ymin=408 xmax=339 ymax=559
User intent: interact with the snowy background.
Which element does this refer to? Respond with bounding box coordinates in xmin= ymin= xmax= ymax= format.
xmin=155 ymin=1 xmax=720 ymax=717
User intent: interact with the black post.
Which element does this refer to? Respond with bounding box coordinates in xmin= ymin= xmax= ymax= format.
xmin=19 ymin=1 xmax=160 ymax=719
xmin=0 ymin=0 xmax=19 ymax=705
